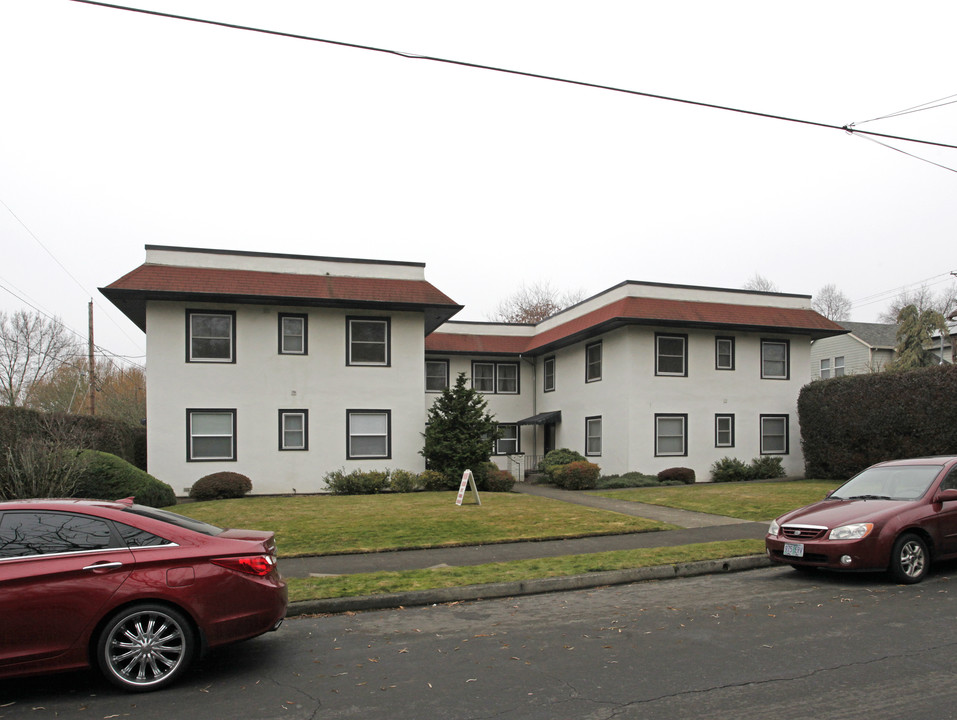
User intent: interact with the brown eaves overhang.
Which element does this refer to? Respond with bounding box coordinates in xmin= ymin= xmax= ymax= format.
xmin=426 ymin=296 xmax=847 ymax=356
xmin=99 ymin=263 xmax=463 ymax=335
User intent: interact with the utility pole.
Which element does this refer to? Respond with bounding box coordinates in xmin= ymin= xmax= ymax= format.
xmin=88 ymin=300 xmax=96 ymax=416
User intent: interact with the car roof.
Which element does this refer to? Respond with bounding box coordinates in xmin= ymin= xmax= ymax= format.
xmin=872 ymin=456 xmax=957 ymax=468
xmin=0 ymin=498 xmax=134 ymax=511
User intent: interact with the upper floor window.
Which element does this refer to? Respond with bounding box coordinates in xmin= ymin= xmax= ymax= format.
xmin=655 ymin=414 xmax=687 ymax=456
xmin=426 ymin=360 xmax=449 ymax=392
xmin=187 ymin=409 xmax=236 ymax=461
xmin=761 ymin=339 xmax=790 ymax=380
xmin=472 ymin=362 xmax=519 ymax=394
xmin=495 ymin=424 xmax=519 ymax=455
xmin=585 ymin=416 xmax=602 ymax=456
xmin=834 ymin=356 xmax=845 ymax=377
xmin=543 ymin=356 xmax=556 ymax=392
xmin=715 ymin=337 xmax=735 ymax=370
xmin=760 ymin=415 xmax=789 ymax=454
xmin=656 ymin=334 xmax=688 ymax=376
xmin=347 ymin=410 xmax=391 ymax=459
xmin=279 ymin=313 xmax=307 ymax=355
xmin=279 ymin=410 xmax=308 ymax=451
xmin=585 ymin=342 xmax=602 ymax=383
xmin=820 ymin=358 xmax=831 ymax=379
xmin=348 ymin=317 xmax=390 ymax=366
xmin=187 ymin=310 xmax=235 ymax=363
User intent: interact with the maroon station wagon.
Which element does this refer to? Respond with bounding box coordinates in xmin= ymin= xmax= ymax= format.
xmin=0 ymin=499 xmax=287 ymax=691
xmin=766 ymin=456 xmax=957 ymax=584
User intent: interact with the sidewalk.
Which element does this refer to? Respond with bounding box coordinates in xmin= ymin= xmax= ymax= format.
xmin=283 ymin=484 xmax=771 ymax=615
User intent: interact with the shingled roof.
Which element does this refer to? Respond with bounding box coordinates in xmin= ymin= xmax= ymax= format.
xmin=101 ymin=262 xmax=463 ymax=334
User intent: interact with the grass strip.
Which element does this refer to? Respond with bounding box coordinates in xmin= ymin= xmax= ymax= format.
xmin=589 ymin=480 xmax=842 ymax=521
xmin=285 ymin=538 xmax=765 ymax=602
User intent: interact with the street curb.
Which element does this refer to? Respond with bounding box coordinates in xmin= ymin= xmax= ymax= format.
xmin=287 ymin=554 xmax=771 ymax=616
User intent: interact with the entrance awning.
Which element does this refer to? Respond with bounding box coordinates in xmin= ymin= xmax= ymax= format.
xmin=516 ymin=411 xmax=562 ymax=426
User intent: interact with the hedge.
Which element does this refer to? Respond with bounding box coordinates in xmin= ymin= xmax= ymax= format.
xmin=799 ymin=364 xmax=957 ymax=479
xmin=74 ymin=450 xmax=176 ymax=508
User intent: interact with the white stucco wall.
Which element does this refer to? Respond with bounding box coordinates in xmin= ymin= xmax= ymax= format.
xmin=147 ymin=301 xmax=426 ymax=495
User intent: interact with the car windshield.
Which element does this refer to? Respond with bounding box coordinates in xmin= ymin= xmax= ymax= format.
xmin=830 ymin=465 xmax=943 ymax=501
xmin=123 ymin=504 xmax=223 ymax=536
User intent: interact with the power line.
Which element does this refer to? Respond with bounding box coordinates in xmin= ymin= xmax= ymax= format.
xmin=69 ymin=0 xmax=957 ymax=155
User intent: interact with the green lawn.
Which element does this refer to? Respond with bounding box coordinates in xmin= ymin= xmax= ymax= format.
xmin=590 ymin=479 xmax=842 ymax=521
xmin=176 ymin=492 xmax=676 ymax=557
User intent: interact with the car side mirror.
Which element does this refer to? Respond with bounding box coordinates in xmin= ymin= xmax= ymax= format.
xmin=936 ymin=489 xmax=957 ymax=503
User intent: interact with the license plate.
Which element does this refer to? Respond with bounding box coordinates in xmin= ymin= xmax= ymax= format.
xmin=783 ymin=542 xmax=805 ymax=558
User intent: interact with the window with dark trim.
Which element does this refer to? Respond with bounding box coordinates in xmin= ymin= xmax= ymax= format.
xmin=655 ymin=414 xmax=687 ymax=456
xmin=543 ymin=356 xmax=556 ymax=392
xmin=715 ymin=336 xmax=735 ymax=370
xmin=761 ymin=339 xmax=790 ymax=379
xmin=187 ymin=409 xmax=236 ymax=461
xmin=279 ymin=313 xmax=307 ymax=355
xmin=471 ymin=362 xmax=519 ymax=394
xmin=425 ymin=360 xmax=449 ymax=392
xmin=347 ymin=410 xmax=391 ymax=459
xmin=655 ymin=334 xmax=688 ymax=376
xmin=760 ymin=415 xmax=789 ymax=454
xmin=279 ymin=410 xmax=308 ymax=451
xmin=187 ymin=310 xmax=235 ymax=363
xmin=495 ymin=424 xmax=519 ymax=455
xmin=715 ymin=414 xmax=735 ymax=447
xmin=585 ymin=416 xmax=602 ymax=456
xmin=347 ymin=317 xmax=390 ymax=366
xmin=585 ymin=342 xmax=602 ymax=383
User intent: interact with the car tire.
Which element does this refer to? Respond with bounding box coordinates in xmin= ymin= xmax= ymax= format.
xmin=96 ymin=604 xmax=195 ymax=692
xmin=889 ymin=533 xmax=929 ymax=584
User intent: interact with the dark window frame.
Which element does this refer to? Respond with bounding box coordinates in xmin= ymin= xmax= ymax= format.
xmin=471 ymin=361 xmax=520 ymax=394
xmin=346 ymin=409 xmax=392 ymax=460
xmin=760 ymin=414 xmax=790 ymax=455
xmin=495 ymin=423 xmax=520 ymax=455
xmin=715 ymin=413 xmax=735 ymax=448
xmin=278 ymin=313 xmax=308 ymax=355
xmin=655 ymin=413 xmax=688 ymax=457
xmin=761 ymin=339 xmax=790 ymax=380
xmin=585 ymin=342 xmax=602 ymax=383
xmin=425 ymin=359 xmax=450 ymax=392
xmin=186 ymin=408 xmax=237 ymax=462
xmin=186 ymin=309 xmax=236 ymax=364
xmin=655 ymin=333 xmax=688 ymax=377
xmin=347 ymin=316 xmax=391 ymax=367
xmin=715 ymin=336 xmax=735 ymax=371
xmin=585 ymin=415 xmax=602 ymax=456
xmin=543 ymin=356 xmax=556 ymax=393
xmin=279 ymin=409 xmax=309 ymax=451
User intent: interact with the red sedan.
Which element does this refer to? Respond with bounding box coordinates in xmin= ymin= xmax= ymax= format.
xmin=766 ymin=456 xmax=957 ymax=584
xmin=0 ymin=498 xmax=287 ymax=691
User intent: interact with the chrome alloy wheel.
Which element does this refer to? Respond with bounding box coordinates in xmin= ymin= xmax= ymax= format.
xmin=101 ymin=607 xmax=191 ymax=690
xmin=898 ymin=538 xmax=927 ymax=579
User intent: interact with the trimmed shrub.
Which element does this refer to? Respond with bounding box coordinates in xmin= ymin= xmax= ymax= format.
xmin=389 ymin=469 xmax=419 ymax=493
xmin=710 ymin=457 xmax=755 ymax=483
xmin=74 ymin=450 xmax=176 ymax=507
xmin=551 ymin=461 xmax=601 ymax=490
xmin=485 ymin=467 xmax=516 ymax=493
xmin=750 ymin=456 xmax=786 ymax=480
xmin=419 ymin=469 xmax=452 ymax=492
xmin=657 ymin=467 xmax=696 ymax=484
xmin=538 ymin=448 xmax=587 ymax=472
xmin=189 ymin=472 xmax=252 ymax=501
xmin=324 ymin=468 xmax=390 ymax=495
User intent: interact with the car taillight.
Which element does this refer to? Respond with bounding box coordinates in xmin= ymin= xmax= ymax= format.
xmin=212 ymin=555 xmax=276 ymax=577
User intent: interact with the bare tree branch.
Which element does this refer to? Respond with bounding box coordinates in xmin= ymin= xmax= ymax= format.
xmin=0 ymin=310 xmax=78 ymax=406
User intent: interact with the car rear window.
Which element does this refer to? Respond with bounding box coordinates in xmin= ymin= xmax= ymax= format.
xmin=122 ymin=505 xmax=223 ymax=536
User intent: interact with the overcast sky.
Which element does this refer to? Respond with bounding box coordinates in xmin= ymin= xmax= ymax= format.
xmin=2 ymin=0 xmax=955 ymax=367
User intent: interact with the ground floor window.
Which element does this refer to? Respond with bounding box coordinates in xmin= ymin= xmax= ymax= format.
xmin=279 ymin=410 xmax=308 ymax=451
xmin=760 ymin=415 xmax=789 ymax=454
xmin=347 ymin=410 xmax=391 ymax=459
xmin=715 ymin=414 xmax=735 ymax=448
xmin=187 ymin=409 xmax=236 ymax=461
xmin=496 ymin=424 xmax=519 ymax=455
xmin=655 ymin=414 xmax=687 ymax=456
xmin=585 ymin=416 xmax=602 ymax=456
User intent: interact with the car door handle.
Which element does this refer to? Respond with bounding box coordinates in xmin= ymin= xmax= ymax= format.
xmin=83 ymin=561 xmax=124 ymax=571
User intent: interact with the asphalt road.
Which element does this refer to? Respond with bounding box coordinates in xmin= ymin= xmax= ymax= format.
xmin=4 ymin=565 xmax=957 ymax=719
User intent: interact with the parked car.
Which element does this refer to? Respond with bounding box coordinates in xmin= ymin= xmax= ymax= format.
xmin=0 ymin=498 xmax=287 ymax=691
xmin=766 ymin=456 xmax=957 ymax=584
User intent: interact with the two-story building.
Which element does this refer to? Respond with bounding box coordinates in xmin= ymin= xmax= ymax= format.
xmin=101 ymin=245 xmax=845 ymax=495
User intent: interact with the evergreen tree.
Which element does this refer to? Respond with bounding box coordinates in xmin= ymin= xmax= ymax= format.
xmin=892 ymin=304 xmax=949 ymax=370
xmin=422 ymin=372 xmax=499 ymax=487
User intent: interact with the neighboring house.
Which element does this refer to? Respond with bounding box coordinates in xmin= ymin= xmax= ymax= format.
xmin=810 ymin=320 xmax=956 ymax=378
xmin=810 ymin=321 xmax=894 ymax=378
xmin=101 ymin=245 xmax=845 ymax=495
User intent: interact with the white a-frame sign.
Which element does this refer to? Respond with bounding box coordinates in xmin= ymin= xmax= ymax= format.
xmin=455 ymin=469 xmax=482 ymax=506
